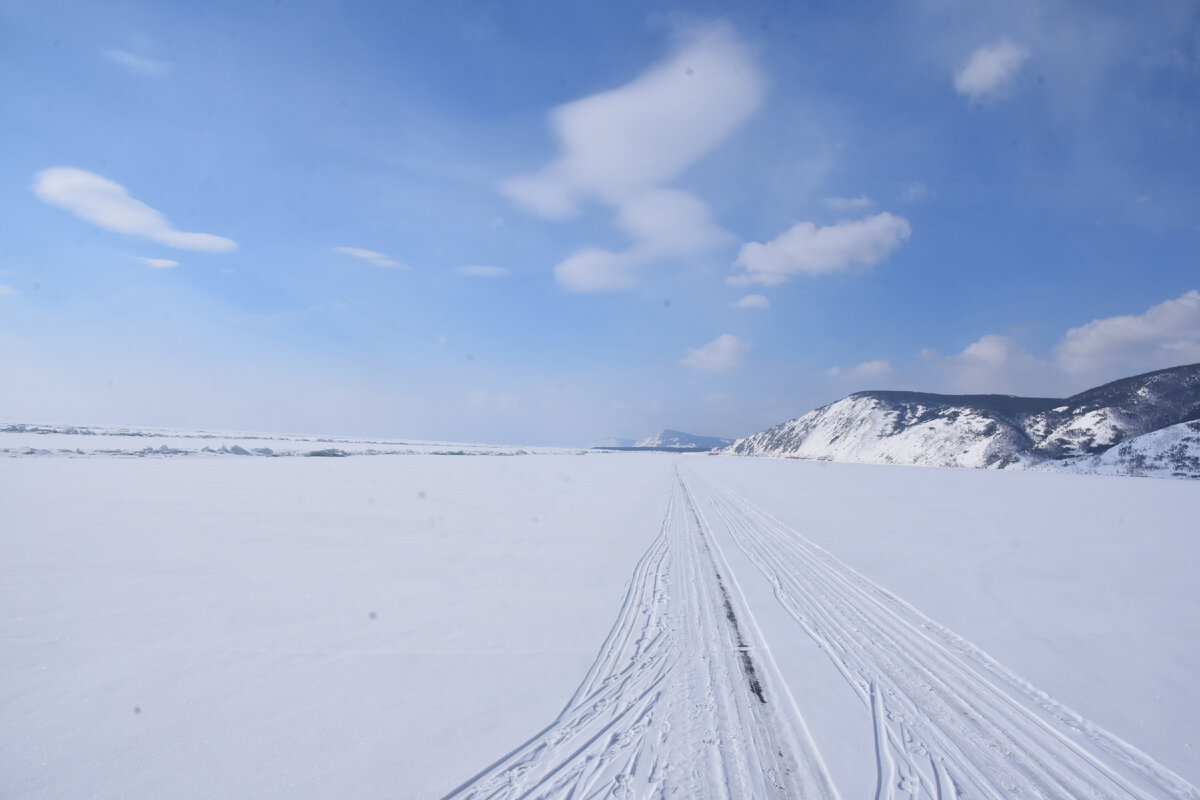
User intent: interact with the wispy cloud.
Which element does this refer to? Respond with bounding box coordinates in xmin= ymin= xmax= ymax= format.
xmin=503 ymin=22 xmax=763 ymax=292
xmin=455 ymin=264 xmax=510 ymax=278
xmin=333 ymin=247 xmax=405 ymax=269
xmin=731 ymin=212 xmax=911 ymax=286
xmin=0 ymin=284 xmax=16 ymax=296
xmin=828 ymin=359 xmax=893 ymax=381
xmin=33 ymin=168 xmax=237 ymax=252
xmin=137 ymin=257 xmax=179 ymax=268
xmin=733 ymin=294 xmax=769 ymax=310
xmin=901 ymin=182 xmax=931 ymax=203
xmin=822 ymin=195 xmax=872 ymax=212
xmin=555 ymin=189 xmax=733 ymax=292
xmin=103 ymin=49 xmax=171 ymax=77
xmin=551 ymin=249 xmax=636 ymax=293
xmin=682 ymin=334 xmax=749 ymax=371
xmin=954 ymin=40 xmax=1029 ymax=102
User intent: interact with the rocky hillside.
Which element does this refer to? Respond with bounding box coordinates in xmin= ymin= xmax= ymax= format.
xmin=1038 ymin=420 xmax=1200 ymax=479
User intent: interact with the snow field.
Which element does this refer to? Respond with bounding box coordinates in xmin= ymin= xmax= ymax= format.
xmin=3 ymin=451 xmax=1198 ymax=798
xmin=0 ymin=454 xmax=676 ymax=799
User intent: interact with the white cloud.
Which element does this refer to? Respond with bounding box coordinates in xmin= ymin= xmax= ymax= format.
xmin=0 ymin=284 xmax=15 ymax=296
xmin=554 ymin=189 xmax=733 ymax=293
xmin=554 ymin=249 xmax=637 ymax=293
xmin=828 ymin=359 xmax=893 ymax=381
xmin=921 ymin=334 xmax=1055 ymax=395
xmin=731 ymin=212 xmax=911 ymax=285
xmin=954 ymin=40 xmax=1029 ymax=101
xmin=944 ymin=335 xmax=1050 ymax=392
xmin=455 ymin=265 xmax=510 ymax=278
xmin=33 ymin=168 xmax=237 ymax=253
xmin=614 ymin=189 xmax=732 ymax=257
xmin=681 ymin=334 xmax=749 ymax=372
xmin=333 ymin=246 xmax=405 ymax=269
xmin=503 ymin=23 xmax=764 ymax=217
xmin=734 ymin=294 xmax=769 ymax=310
xmin=822 ymin=195 xmax=872 ymax=211
xmin=1055 ymin=290 xmax=1200 ymax=380
xmin=503 ymin=23 xmax=763 ymax=292
xmin=137 ymin=257 xmax=179 ymax=268
xmin=908 ymin=292 xmax=1200 ymax=397
xmin=103 ymin=49 xmax=170 ymax=77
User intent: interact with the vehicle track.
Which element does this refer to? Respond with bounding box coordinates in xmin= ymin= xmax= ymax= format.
xmin=442 ymin=473 xmax=839 ymax=800
xmin=684 ymin=467 xmax=1199 ymax=800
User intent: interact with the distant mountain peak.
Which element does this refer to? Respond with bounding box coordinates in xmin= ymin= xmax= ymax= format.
xmin=636 ymin=430 xmax=734 ymax=451
xmin=595 ymin=437 xmax=638 ymax=448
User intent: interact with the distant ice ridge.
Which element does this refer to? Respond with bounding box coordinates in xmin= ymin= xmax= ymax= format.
xmin=0 ymin=423 xmax=580 ymax=459
xmin=725 ymin=363 xmax=1200 ymax=477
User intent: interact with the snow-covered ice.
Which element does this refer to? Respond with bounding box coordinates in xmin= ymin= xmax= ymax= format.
xmin=2 ymin=439 xmax=1197 ymax=798
xmin=0 ymin=422 xmax=576 ymax=458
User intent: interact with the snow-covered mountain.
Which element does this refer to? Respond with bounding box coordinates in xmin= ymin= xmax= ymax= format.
xmin=724 ymin=392 xmax=1051 ymax=468
xmin=636 ymin=430 xmax=734 ymax=450
xmin=725 ymin=363 xmax=1200 ymax=473
xmin=595 ymin=437 xmax=638 ymax=448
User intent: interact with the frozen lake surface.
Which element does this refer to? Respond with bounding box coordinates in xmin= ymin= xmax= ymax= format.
xmin=2 ymin=443 xmax=1197 ymax=798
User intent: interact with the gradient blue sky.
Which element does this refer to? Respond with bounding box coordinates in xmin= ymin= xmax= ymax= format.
xmin=2 ymin=0 xmax=1199 ymax=444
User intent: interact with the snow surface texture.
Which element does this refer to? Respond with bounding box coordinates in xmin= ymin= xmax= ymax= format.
xmin=3 ymin=445 xmax=1198 ymax=798
xmin=444 ymin=474 xmax=838 ymax=799
xmin=725 ymin=363 xmax=1200 ymax=475
xmin=635 ymin=430 xmax=734 ymax=450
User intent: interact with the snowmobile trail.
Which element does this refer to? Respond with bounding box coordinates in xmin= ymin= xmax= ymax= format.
xmin=683 ymin=467 xmax=1199 ymax=800
xmin=446 ymin=466 xmax=1197 ymax=800
xmin=442 ymin=472 xmax=839 ymax=800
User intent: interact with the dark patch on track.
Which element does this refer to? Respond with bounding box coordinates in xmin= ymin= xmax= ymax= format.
xmin=686 ymin=487 xmax=767 ymax=704
xmin=718 ymin=576 xmax=767 ymax=704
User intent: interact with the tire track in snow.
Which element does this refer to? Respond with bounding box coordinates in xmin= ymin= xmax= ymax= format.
xmin=442 ymin=472 xmax=839 ymax=800
xmin=684 ymin=467 xmax=1199 ymax=800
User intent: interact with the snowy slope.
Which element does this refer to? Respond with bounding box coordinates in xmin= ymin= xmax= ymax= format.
xmin=726 ymin=363 xmax=1200 ymax=473
xmin=636 ymin=429 xmax=733 ymax=450
xmin=1042 ymin=420 xmax=1200 ymax=478
xmin=1025 ymin=364 xmax=1200 ymax=458
xmin=724 ymin=392 xmax=1049 ymax=468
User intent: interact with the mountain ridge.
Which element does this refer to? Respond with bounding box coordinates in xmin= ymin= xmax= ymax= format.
xmin=724 ymin=363 xmax=1200 ymax=475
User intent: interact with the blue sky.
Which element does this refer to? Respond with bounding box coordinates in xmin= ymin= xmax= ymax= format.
xmin=2 ymin=0 xmax=1198 ymax=444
